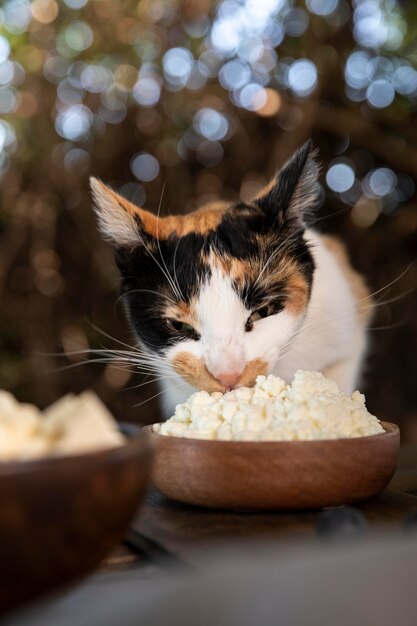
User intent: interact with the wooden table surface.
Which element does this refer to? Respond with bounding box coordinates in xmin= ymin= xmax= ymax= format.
xmin=6 ymin=444 xmax=417 ymax=626
xmin=101 ymin=443 xmax=417 ymax=573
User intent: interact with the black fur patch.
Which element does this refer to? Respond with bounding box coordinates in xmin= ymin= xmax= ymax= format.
xmin=117 ymin=234 xmax=210 ymax=352
xmin=117 ymin=212 xmax=314 ymax=352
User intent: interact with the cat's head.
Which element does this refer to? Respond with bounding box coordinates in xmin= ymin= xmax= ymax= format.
xmin=91 ymin=141 xmax=320 ymax=392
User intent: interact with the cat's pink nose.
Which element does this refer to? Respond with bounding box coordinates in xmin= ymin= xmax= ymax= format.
xmin=216 ymin=372 xmax=241 ymax=390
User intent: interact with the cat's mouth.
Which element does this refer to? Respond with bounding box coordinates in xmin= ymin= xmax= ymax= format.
xmin=171 ymin=353 xmax=268 ymax=393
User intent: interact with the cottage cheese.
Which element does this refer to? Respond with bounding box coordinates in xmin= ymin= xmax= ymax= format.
xmin=0 ymin=390 xmax=124 ymax=461
xmin=156 ymin=370 xmax=384 ymax=441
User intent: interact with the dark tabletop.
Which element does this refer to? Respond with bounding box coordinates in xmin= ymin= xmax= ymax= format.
xmin=5 ymin=444 xmax=417 ymax=626
xmin=113 ymin=443 xmax=417 ymax=570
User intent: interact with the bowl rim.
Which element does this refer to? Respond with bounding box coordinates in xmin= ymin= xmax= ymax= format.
xmin=147 ymin=420 xmax=399 ymax=446
xmin=0 ymin=422 xmax=148 ymax=476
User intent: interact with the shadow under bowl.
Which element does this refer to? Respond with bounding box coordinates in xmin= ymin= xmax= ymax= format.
xmin=148 ymin=422 xmax=399 ymax=511
xmin=0 ymin=425 xmax=152 ymax=613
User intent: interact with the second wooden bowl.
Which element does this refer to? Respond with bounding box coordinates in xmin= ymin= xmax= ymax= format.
xmin=148 ymin=422 xmax=399 ymax=511
xmin=0 ymin=425 xmax=152 ymax=613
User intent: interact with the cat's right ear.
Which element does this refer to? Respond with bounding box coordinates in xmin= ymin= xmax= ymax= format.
xmin=254 ymin=141 xmax=320 ymax=229
xmin=90 ymin=177 xmax=156 ymax=248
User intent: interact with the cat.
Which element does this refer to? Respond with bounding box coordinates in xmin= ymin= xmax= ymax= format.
xmin=90 ymin=141 xmax=372 ymax=419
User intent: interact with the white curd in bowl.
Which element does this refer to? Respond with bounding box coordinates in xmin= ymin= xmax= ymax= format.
xmin=156 ymin=370 xmax=384 ymax=441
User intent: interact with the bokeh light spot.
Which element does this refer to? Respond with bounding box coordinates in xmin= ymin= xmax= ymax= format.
xmin=210 ymin=19 xmax=240 ymax=54
xmin=2 ymin=0 xmax=32 ymax=34
xmin=63 ymin=0 xmax=88 ymax=8
xmin=366 ymin=79 xmax=395 ymax=108
xmin=392 ymin=66 xmax=417 ymax=96
xmin=307 ymin=0 xmax=339 ymax=16
xmin=255 ymin=88 xmax=281 ymax=116
xmin=0 ymin=61 xmax=15 ymax=86
xmin=288 ymin=59 xmax=317 ymax=97
xmin=219 ymin=60 xmax=251 ymax=90
xmin=237 ymin=83 xmax=267 ymax=111
xmin=55 ymin=104 xmax=93 ymax=140
xmin=193 ymin=108 xmax=229 ymax=141
xmin=31 ymin=0 xmax=59 ymax=24
xmin=284 ymin=8 xmax=309 ymax=37
xmin=133 ymin=77 xmax=161 ymax=107
xmin=326 ymin=163 xmax=355 ymax=193
xmin=363 ymin=167 xmax=397 ymax=198
xmin=64 ymin=21 xmax=94 ymax=53
xmin=345 ymin=51 xmax=371 ymax=89
xmin=0 ymin=37 xmax=11 ymax=64
xmin=0 ymin=119 xmax=16 ymax=153
xmin=163 ymin=47 xmax=193 ymax=87
xmin=131 ymin=153 xmax=160 ymax=182
xmin=0 ymin=87 xmax=18 ymax=114
xmin=80 ymin=65 xmax=113 ymax=93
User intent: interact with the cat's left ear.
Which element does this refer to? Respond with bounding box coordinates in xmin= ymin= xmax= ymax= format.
xmin=255 ymin=140 xmax=320 ymax=228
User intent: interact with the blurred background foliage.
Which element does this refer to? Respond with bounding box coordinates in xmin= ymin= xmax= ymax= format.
xmin=0 ymin=0 xmax=416 ymax=435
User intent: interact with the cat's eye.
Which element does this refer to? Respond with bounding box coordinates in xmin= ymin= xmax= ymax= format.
xmin=245 ymin=305 xmax=276 ymax=331
xmin=166 ymin=319 xmax=198 ymax=338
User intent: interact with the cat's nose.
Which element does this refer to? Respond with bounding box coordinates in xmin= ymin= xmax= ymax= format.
xmin=216 ymin=372 xmax=241 ymax=390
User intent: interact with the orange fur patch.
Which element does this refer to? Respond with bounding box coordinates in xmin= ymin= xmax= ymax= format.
xmin=172 ymin=353 xmax=224 ymax=393
xmin=285 ymin=270 xmax=310 ymax=315
xmin=321 ymin=235 xmax=372 ymax=325
xmin=211 ymin=254 xmax=253 ymax=288
xmin=172 ymin=352 xmax=268 ymax=392
xmin=165 ymin=300 xmax=197 ymax=329
xmin=238 ymin=358 xmax=268 ymax=387
xmin=95 ymin=180 xmax=227 ymax=239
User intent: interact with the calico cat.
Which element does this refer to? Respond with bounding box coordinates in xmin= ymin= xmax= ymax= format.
xmin=91 ymin=141 xmax=372 ymax=418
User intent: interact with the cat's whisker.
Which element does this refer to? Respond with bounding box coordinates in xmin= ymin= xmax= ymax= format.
xmin=60 ymin=345 xmax=167 ymax=366
xmin=289 ymin=267 xmax=413 ymax=345
xmin=133 ymin=380 xmax=189 ymax=409
xmin=313 ymin=206 xmax=350 ymax=224
xmin=172 ymin=235 xmax=183 ymax=304
xmin=115 ymin=289 xmax=177 ymax=309
xmin=49 ymin=341 xmax=175 ymax=377
xmin=110 ymin=356 xmax=174 ymax=374
xmin=150 ymin=180 xmax=184 ymax=302
xmin=85 ymin=320 xmax=171 ymax=358
xmin=124 ymin=373 xmax=178 ymax=391
xmin=102 ymin=345 xmax=172 ymax=365
xmin=274 ymin=295 xmax=411 ymax=366
xmin=86 ymin=320 xmax=143 ymax=352
xmin=357 ymin=264 xmax=413 ymax=306
xmin=277 ymin=318 xmax=404 ymax=364
xmin=157 ymin=181 xmax=185 ymax=302
xmin=47 ymin=358 xmax=137 ymax=374
xmin=133 ymin=228 xmax=183 ymax=303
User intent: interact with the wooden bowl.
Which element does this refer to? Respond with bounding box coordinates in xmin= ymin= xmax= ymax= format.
xmin=148 ymin=422 xmax=399 ymax=511
xmin=0 ymin=426 xmax=152 ymax=613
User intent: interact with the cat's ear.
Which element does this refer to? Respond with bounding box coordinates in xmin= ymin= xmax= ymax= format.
xmin=255 ymin=140 xmax=320 ymax=228
xmin=90 ymin=177 xmax=157 ymax=247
